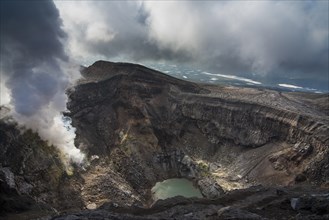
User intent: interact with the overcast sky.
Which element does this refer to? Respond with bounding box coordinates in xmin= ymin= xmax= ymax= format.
xmin=55 ymin=0 xmax=328 ymax=89
xmin=1 ymin=0 xmax=328 ymax=95
xmin=0 ymin=0 xmax=327 ymax=163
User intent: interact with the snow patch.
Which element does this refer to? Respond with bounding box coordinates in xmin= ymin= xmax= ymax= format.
xmin=203 ymin=72 xmax=261 ymax=85
xmin=278 ymin=84 xmax=303 ymax=89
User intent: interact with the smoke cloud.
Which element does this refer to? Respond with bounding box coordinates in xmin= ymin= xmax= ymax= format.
xmin=0 ymin=0 xmax=85 ymax=165
xmin=55 ymin=1 xmax=328 ymax=90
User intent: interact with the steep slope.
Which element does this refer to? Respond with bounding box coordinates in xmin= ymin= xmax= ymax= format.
xmin=0 ymin=111 xmax=83 ymax=219
xmin=66 ymin=61 xmax=328 ymax=207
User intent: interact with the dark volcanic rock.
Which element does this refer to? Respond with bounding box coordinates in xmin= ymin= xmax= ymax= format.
xmin=68 ymin=61 xmax=329 ymax=189
xmin=52 ymin=186 xmax=329 ymax=220
xmin=0 ymin=111 xmax=86 ymax=219
xmin=53 ymin=60 xmax=329 ymax=218
xmin=198 ymin=177 xmax=224 ymax=199
xmin=1 ymin=60 xmax=328 ymax=219
xmin=217 ymin=206 xmax=265 ymax=219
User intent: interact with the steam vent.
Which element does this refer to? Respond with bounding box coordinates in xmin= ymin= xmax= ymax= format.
xmin=1 ymin=61 xmax=329 ymax=219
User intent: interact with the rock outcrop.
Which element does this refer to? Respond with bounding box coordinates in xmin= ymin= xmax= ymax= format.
xmin=0 ymin=116 xmax=83 ymax=219
xmin=53 ymin=186 xmax=329 ymax=220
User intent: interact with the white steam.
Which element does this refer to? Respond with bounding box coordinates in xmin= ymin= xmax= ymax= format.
xmin=8 ymin=63 xmax=85 ymax=166
xmin=0 ymin=1 xmax=85 ymax=169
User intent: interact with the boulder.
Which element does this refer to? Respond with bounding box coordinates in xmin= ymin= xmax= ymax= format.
xmin=291 ymin=194 xmax=329 ymax=214
xmin=198 ymin=177 xmax=224 ymax=199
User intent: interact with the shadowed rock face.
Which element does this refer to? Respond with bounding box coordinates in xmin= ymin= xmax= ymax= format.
xmin=0 ymin=117 xmax=84 ymax=219
xmin=68 ymin=61 xmax=329 ymax=189
xmin=1 ymin=60 xmax=328 ymax=219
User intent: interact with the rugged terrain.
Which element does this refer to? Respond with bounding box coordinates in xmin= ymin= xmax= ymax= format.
xmin=1 ymin=60 xmax=328 ymax=219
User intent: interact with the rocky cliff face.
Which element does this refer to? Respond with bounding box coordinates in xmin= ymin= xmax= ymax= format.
xmin=68 ymin=61 xmax=328 ymax=188
xmin=0 ymin=112 xmax=84 ymax=219
xmin=1 ymin=60 xmax=328 ymax=219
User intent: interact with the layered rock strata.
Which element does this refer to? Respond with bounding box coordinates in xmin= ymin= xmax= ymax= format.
xmin=1 ymin=60 xmax=328 ymax=219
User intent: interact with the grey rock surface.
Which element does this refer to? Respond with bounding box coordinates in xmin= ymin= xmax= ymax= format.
xmin=1 ymin=61 xmax=328 ymax=219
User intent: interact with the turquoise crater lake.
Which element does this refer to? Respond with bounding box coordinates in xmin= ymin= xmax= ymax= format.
xmin=151 ymin=178 xmax=203 ymax=200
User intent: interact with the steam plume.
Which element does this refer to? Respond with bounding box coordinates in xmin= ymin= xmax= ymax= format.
xmin=0 ymin=0 xmax=85 ymax=165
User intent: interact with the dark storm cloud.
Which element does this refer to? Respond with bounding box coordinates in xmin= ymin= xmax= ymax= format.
xmin=56 ymin=1 xmax=328 ymax=89
xmin=0 ymin=0 xmax=67 ymax=115
xmin=56 ymin=1 xmax=194 ymax=63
